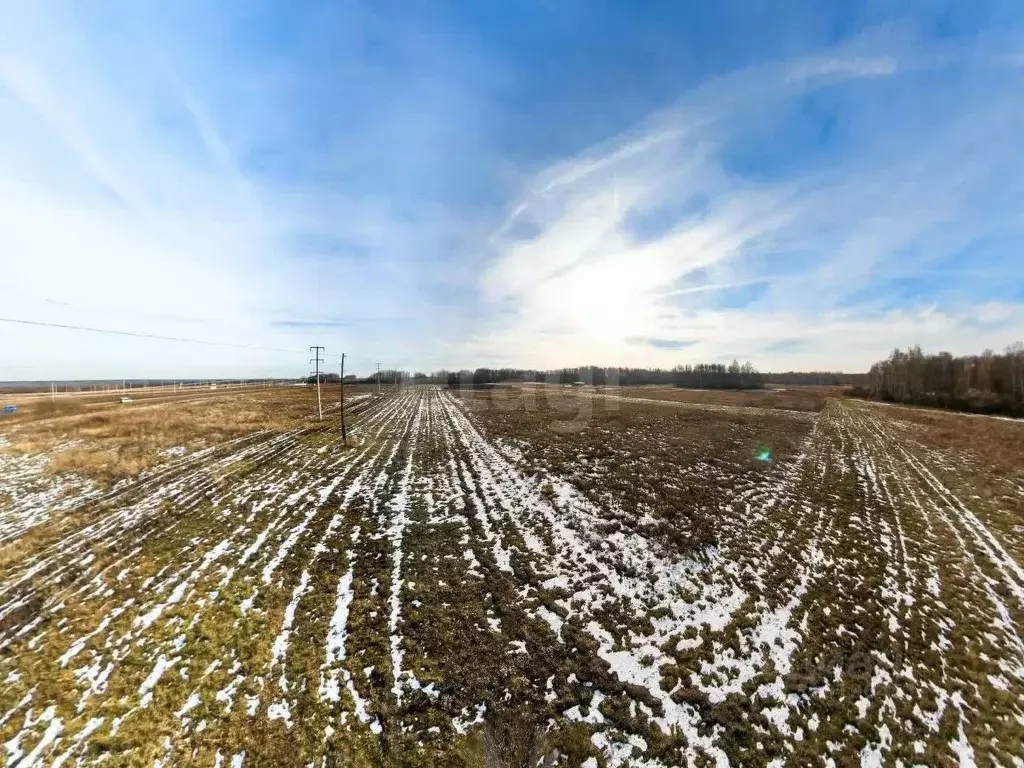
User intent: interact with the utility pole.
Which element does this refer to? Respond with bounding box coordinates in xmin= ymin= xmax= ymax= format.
xmin=376 ymin=362 xmax=382 ymax=395
xmin=310 ymin=345 xmax=324 ymax=421
xmin=339 ymin=354 xmax=347 ymax=445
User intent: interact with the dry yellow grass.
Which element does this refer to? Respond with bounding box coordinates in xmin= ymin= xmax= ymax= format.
xmin=0 ymin=386 xmax=366 ymax=485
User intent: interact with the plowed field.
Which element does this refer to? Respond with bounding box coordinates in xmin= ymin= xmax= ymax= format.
xmin=2 ymin=387 xmax=1022 ymax=766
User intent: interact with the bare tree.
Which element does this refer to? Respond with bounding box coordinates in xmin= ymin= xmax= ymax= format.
xmin=865 ymin=343 xmax=1024 ymax=417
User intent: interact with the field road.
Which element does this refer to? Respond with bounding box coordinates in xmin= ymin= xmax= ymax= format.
xmin=1 ymin=388 xmax=1022 ymax=766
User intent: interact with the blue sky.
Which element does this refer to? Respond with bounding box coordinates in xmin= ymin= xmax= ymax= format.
xmin=1 ymin=0 xmax=1023 ymax=378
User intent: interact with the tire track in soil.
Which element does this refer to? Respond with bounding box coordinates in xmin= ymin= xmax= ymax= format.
xmin=2 ymin=390 xmax=1023 ymax=766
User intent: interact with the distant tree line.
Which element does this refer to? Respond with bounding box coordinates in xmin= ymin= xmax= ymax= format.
xmin=375 ymin=367 xmax=869 ymax=389
xmin=306 ymin=372 xmax=341 ymax=384
xmin=672 ymin=361 xmax=763 ymax=389
xmin=421 ymin=362 xmax=766 ymax=390
xmin=762 ymin=371 xmax=868 ymax=386
xmin=856 ymin=344 xmax=1024 ymax=417
xmin=352 ymin=369 xmax=406 ymax=386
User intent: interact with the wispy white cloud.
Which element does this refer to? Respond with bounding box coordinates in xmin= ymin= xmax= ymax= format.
xmin=462 ymin=37 xmax=1024 ymax=371
xmin=0 ymin=3 xmax=466 ymax=378
xmin=2 ymin=5 xmax=1023 ymax=379
xmin=783 ymin=56 xmax=899 ymax=83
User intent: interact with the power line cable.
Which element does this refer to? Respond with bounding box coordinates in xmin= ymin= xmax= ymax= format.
xmin=0 ymin=316 xmax=303 ymax=355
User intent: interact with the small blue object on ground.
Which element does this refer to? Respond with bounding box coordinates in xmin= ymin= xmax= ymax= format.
xmin=2 ymin=404 xmax=17 ymax=414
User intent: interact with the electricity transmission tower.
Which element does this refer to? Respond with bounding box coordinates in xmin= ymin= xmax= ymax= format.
xmin=376 ymin=361 xmax=382 ymax=395
xmin=310 ymin=345 xmax=324 ymax=421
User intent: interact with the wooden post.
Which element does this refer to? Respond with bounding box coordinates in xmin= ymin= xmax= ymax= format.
xmin=340 ymin=354 xmax=347 ymax=445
